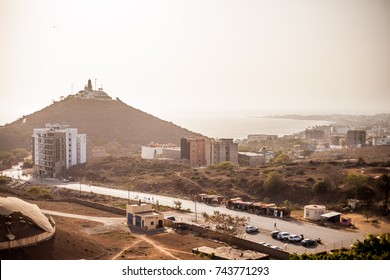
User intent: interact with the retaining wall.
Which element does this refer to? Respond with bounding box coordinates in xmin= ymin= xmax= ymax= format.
xmin=183 ymin=223 xmax=290 ymax=260
xmin=65 ymin=198 xmax=126 ymax=215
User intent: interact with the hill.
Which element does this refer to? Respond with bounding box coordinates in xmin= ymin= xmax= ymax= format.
xmin=0 ymin=95 xmax=201 ymax=153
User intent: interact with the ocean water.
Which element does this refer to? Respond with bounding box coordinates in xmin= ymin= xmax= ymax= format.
xmin=174 ymin=116 xmax=331 ymax=139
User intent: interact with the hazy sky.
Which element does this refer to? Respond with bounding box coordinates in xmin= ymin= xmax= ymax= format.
xmin=1 ymin=0 xmax=389 ymax=126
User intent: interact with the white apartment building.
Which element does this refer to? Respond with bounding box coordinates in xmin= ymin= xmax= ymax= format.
xmin=32 ymin=124 xmax=87 ymax=178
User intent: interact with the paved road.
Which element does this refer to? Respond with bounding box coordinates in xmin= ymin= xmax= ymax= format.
xmin=3 ymin=165 xmax=364 ymax=253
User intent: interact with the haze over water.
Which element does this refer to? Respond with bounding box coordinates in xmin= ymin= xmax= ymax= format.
xmin=174 ymin=115 xmax=331 ymax=140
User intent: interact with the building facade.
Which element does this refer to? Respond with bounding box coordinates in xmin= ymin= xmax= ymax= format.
xmin=32 ymin=124 xmax=87 ymax=178
xmin=126 ymin=203 xmax=163 ymax=230
xmin=346 ymin=130 xmax=366 ymax=147
xmin=181 ymin=137 xmax=238 ymax=166
xmin=238 ymin=152 xmax=266 ymax=167
xmin=305 ymin=129 xmax=325 ymax=140
xmin=180 ymin=137 xmax=209 ymax=166
xmin=208 ymin=138 xmax=238 ymax=165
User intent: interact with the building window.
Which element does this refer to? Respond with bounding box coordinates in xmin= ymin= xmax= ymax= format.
xmin=151 ymin=221 xmax=154 ymax=226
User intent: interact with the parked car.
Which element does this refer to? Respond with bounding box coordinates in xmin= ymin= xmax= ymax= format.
xmin=271 ymin=245 xmax=283 ymax=251
xmin=259 ymin=242 xmax=271 ymax=247
xmin=271 ymin=230 xmax=280 ymax=238
xmin=166 ymin=216 xmax=176 ymax=221
xmin=62 ymin=178 xmax=70 ymax=183
xmin=288 ymin=234 xmax=303 ymax=243
xmin=301 ymin=239 xmax=317 ymax=247
xmin=276 ymin=232 xmax=290 ymax=240
xmin=245 ymin=225 xmax=259 ymax=233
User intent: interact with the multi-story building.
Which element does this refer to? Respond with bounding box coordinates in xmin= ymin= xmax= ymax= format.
xmin=208 ymin=138 xmax=238 ymax=165
xmin=181 ymin=137 xmax=238 ymax=166
xmin=180 ymin=137 xmax=209 ymax=166
xmin=32 ymin=124 xmax=87 ymax=178
xmin=305 ymin=129 xmax=325 ymax=140
xmin=346 ymin=130 xmax=366 ymax=147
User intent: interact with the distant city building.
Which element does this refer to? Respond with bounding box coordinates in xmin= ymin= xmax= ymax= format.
xmin=346 ymin=130 xmax=366 ymax=147
xmin=75 ymin=78 xmax=112 ymax=100
xmin=305 ymin=129 xmax=325 ymax=140
xmin=207 ymin=138 xmax=238 ymax=165
xmin=247 ymin=134 xmax=278 ymax=141
xmin=373 ymin=135 xmax=390 ymax=146
xmin=266 ymin=151 xmax=275 ymax=163
xmin=32 ymin=123 xmax=87 ymax=178
xmin=238 ymin=152 xmax=265 ymax=167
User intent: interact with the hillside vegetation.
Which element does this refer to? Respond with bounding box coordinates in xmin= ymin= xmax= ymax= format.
xmin=63 ymin=147 xmax=390 ymax=213
xmin=0 ymin=96 xmax=201 ymax=152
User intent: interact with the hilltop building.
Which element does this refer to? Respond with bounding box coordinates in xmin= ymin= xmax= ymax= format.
xmin=75 ymin=78 xmax=112 ymax=100
xmin=32 ymin=123 xmax=87 ymax=178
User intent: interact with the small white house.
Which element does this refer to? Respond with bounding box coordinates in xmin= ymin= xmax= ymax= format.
xmin=304 ymin=205 xmax=326 ymax=221
xmin=126 ymin=203 xmax=164 ymax=230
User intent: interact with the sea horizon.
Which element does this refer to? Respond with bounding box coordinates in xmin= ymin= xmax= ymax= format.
xmin=172 ymin=115 xmax=332 ymax=140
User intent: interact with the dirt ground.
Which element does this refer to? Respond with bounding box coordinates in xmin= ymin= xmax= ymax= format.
xmin=0 ymin=199 xmax=223 ymax=260
xmin=291 ymin=210 xmax=390 ymax=235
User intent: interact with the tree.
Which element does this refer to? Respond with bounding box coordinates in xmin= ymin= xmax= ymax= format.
xmin=173 ymin=200 xmax=182 ymax=210
xmin=320 ymin=163 xmax=344 ymax=189
xmin=274 ymin=153 xmax=290 ymax=164
xmin=345 ymin=174 xmax=368 ymax=189
xmin=264 ymin=171 xmax=284 ymax=194
xmin=290 ymin=233 xmax=390 ymax=260
xmin=204 ymin=211 xmax=249 ymax=240
xmin=376 ymin=174 xmax=390 ymax=213
xmin=312 ymin=180 xmax=331 ymax=195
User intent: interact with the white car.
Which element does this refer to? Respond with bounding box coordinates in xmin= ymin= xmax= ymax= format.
xmin=271 ymin=245 xmax=283 ymax=250
xmin=288 ymin=234 xmax=303 ymax=243
xmin=245 ymin=225 xmax=259 ymax=233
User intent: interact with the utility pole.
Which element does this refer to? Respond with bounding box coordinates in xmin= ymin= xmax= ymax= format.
xmin=79 ymin=179 xmax=81 ymax=197
xmin=194 ymin=196 xmax=198 ymax=222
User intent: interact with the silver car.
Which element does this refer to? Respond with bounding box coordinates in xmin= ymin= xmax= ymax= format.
xmin=276 ymin=232 xmax=290 ymax=240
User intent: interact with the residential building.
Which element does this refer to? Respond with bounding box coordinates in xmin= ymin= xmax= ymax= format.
xmin=180 ymin=137 xmax=209 ymax=166
xmin=305 ymin=129 xmax=325 ymax=140
xmin=346 ymin=130 xmax=366 ymax=147
xmin=126 ymin=203 xmax=163 ymax=230
xmin=247 ymin=134 xmax=278 ymax=141
xmin=238 ymin=152 xmax=265 ymax=167
xmin=141 ymin=144 xmax=181 ymax=160
xmin=208 ymin=138 xmax=238 ymax=165
xmin=32 ymin=123 xmax=87 ymax=178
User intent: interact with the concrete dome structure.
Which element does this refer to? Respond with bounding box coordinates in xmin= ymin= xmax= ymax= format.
xmin=0 ymin=197 xmax=56 ymax=250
